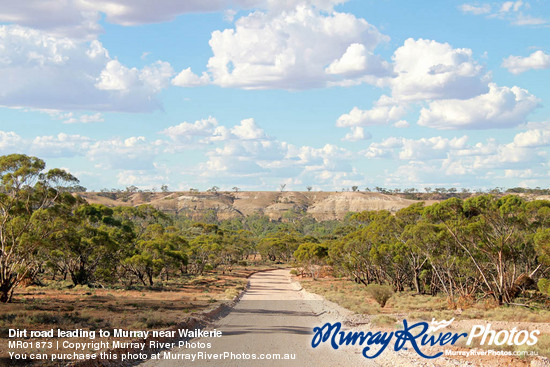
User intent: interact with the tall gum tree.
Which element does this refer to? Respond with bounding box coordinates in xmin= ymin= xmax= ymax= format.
xmin=0 ymin=154 xmax=78 ymax=302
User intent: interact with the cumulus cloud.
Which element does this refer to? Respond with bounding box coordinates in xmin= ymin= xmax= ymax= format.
xmin=30 ymin=133 xmax=92 ymax=158
xmin=325 ymin=43 xmax=389 ymax=77
xmin=0 ymin=130 xmax=93 ymax=158
xmin=365 ymin=136 xmax=468 ymax=160
xmin=0 ymin=131 xmax=25 ymax=153
xmin=513 ymin=129 xmax=550 ymax=147
xmin=342 ymin=127 xmax=370 ymax=142
xmin=390 ymin=38 xmax=488 ymax=101
xmin=161 ymin=117 xmax=268 ymax=147
xmin=502 ymin=50 xmax=550 ymax=74
xmin=171 ymin=67 xmax=211 ymax=87
xmin=393 ymin=120 xmax=409 ymax=128
xmin=195 ymin=119 xmax=358 ymax=188
xmin=230 ymin=118 xmax=267 ymax=139
xmin=336 ymin=36 xmax=542 ymax=140
xmin=161 ymin=117 xmax=220 ymax=142
xmin=204 ymin=6 xmax=390 ymax=89
xmin=0 ymin=25 xmax=173 ymax=111
xmin=87 ymin=136 xmax=158 ymax=170
xmin=336 ymin=95 xmax=407 ymax=127
xmin=96 ymin=60 xmax=174 ymax=92
xmin=418 ymin=83 xmax=539 ymax=129
xmin=116 ymin=170 xmax=168 ymax=188
xmin=504 ymin=169 xmax=536 ymax=178
xmin=363 ymin=125 xmax=550 ymax=188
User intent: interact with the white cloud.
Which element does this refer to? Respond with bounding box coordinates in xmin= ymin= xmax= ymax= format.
xmin=0 ymin=2 xmax=101 ymax=40
xmin=342 ymin=127 xmax=370 ymax=142
xmin=0 ymin=25 xmax=173 ymax=111
xmin=96 ymin=60 xmax=173 ymax=92
xmin=500 ymin=1 xmax=523 ymax=13
xmin=116 ymin=170 xmax=168 ymax=188
xmin=459 ymin=4 xmax=491 ymax=15
xmin=205 ymin=6 xmax=390 ymax=89
xmin=459 ymin=1 xmax=547 ymax=27
xmin=0 ymin=0 xmax=350 ymax=40
xmin=76 ymin=113 xmax=104 ymax=124
xmin=504 ymin=168 xmax=535 ymax=178
xmin=30 ymin=133 xmax=92 ymax=157
xmin=325 ymin=43 xmax=388 ymax=76
xmin=195 ymin=119 xmax=358 ymax=188
xmin=365 ymin=135 xmax=468 ymax=160
xmin=171 ymin=67 xmax=211 ymax=87
xmin=513 ymin=129 xmax=550 ymax=147
xmin=230 ymin=118 xmax=267 ymax=140
xmin=336 ymin=95 xmax=407 ymax=127
xmin=512 ymin=14 xmax=547 ymax=26
xmin=393 ymin=120 xmax=409 ymax=128
xmin=161 ymin=117 xmax=220 ymax=142
xmin=37 ymin=110 xmax=104 ymax=124
xmin=0 ymin=131 xmax=24 ymax=152
xmin=390 ymin=38 xmax=488 ymax=101
xmin=502 ymin=50 xmax=550 ymax=74
xmin=399 ymin=136 xmax=468 ymax=160
xmin=363 ymin=129 xmax=549 ymax=188
xmin=384 ymin=161 xmax=439 ymax=187
xmin=160 ymin=117 xmax=268 ymax=147
xmin=418 ymin=83 xmax=539 ymax=129
xmin=87 ymin=136 xmax=157 ymax=170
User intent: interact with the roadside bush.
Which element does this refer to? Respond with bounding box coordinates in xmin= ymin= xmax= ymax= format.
xmin=366 ymin=284 xmax=393 ymax=307
xmin=538 ymin=278 xmax=550 ymax=295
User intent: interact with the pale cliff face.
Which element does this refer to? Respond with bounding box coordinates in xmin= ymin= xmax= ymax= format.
xmin=79 ymin=191 xmax=433 ymax=221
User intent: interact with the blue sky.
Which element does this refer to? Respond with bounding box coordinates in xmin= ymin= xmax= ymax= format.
xmin=0 ymin=0 xmax=549 ymax=191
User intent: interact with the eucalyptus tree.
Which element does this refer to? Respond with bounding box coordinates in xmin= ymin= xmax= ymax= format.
xmin=0 ymin=154 xmax=79 ymax=302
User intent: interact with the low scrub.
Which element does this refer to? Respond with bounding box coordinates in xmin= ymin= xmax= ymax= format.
xmin=366 ymin=284 xmax=393 ymax=307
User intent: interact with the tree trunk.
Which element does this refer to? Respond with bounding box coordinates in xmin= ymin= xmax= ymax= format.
xmin=0 ymin=281 xmax=13 ymax=303
xmin=413 ymin=268 xmax=421 ymax=294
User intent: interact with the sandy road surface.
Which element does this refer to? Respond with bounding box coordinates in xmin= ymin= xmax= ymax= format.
xmin=139 ymin=269 xmax=376 ymax=366
xmin=138 ymin=269 xmax=548 ymax=367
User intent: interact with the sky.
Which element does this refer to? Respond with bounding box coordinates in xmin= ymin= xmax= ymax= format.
xmin=0 ymin=0 xmax=549 ymax=192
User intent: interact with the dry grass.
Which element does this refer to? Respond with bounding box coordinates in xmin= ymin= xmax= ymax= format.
xmin=0 ymin=265 xmax=274 ymax=366
xmin=302 ymin=278 xmax=550 ymax=323
xmin=370 ymin=315 xmax=398 ymax=327
xmin=300 ymin=278 xmax=380 ymax=314
xmin=299 ymin=275 xmax=550 ymax=361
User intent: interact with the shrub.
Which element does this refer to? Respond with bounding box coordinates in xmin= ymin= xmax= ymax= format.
xmin=366 ymin=284 xmax=393 ymax=307
xmin=538 ymin=278 xmax=550 ymax=295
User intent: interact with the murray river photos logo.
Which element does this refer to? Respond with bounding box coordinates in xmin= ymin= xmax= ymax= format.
xmin=311 ymin=319 xmax=540 ymax=359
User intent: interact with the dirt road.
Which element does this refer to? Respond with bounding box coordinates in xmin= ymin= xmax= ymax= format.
xmin=138 ymin=269 xmax=547 ymax=367
xmin=139 ymin=269 xmax=376 ymax=366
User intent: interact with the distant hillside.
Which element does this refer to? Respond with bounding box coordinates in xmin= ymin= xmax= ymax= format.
xmin=78 ymin=190 xmax=550 ymax=221
xmin=78 ymin=191 xmax=441 ymax=221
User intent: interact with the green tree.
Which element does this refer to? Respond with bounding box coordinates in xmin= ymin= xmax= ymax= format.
xmin=0 ymin=154 xmax=78 ymax=302
xmin=50 ymin=204 xmax=123 ymax=286
xmin=294 ymin=242 xmax=327 ymax=279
